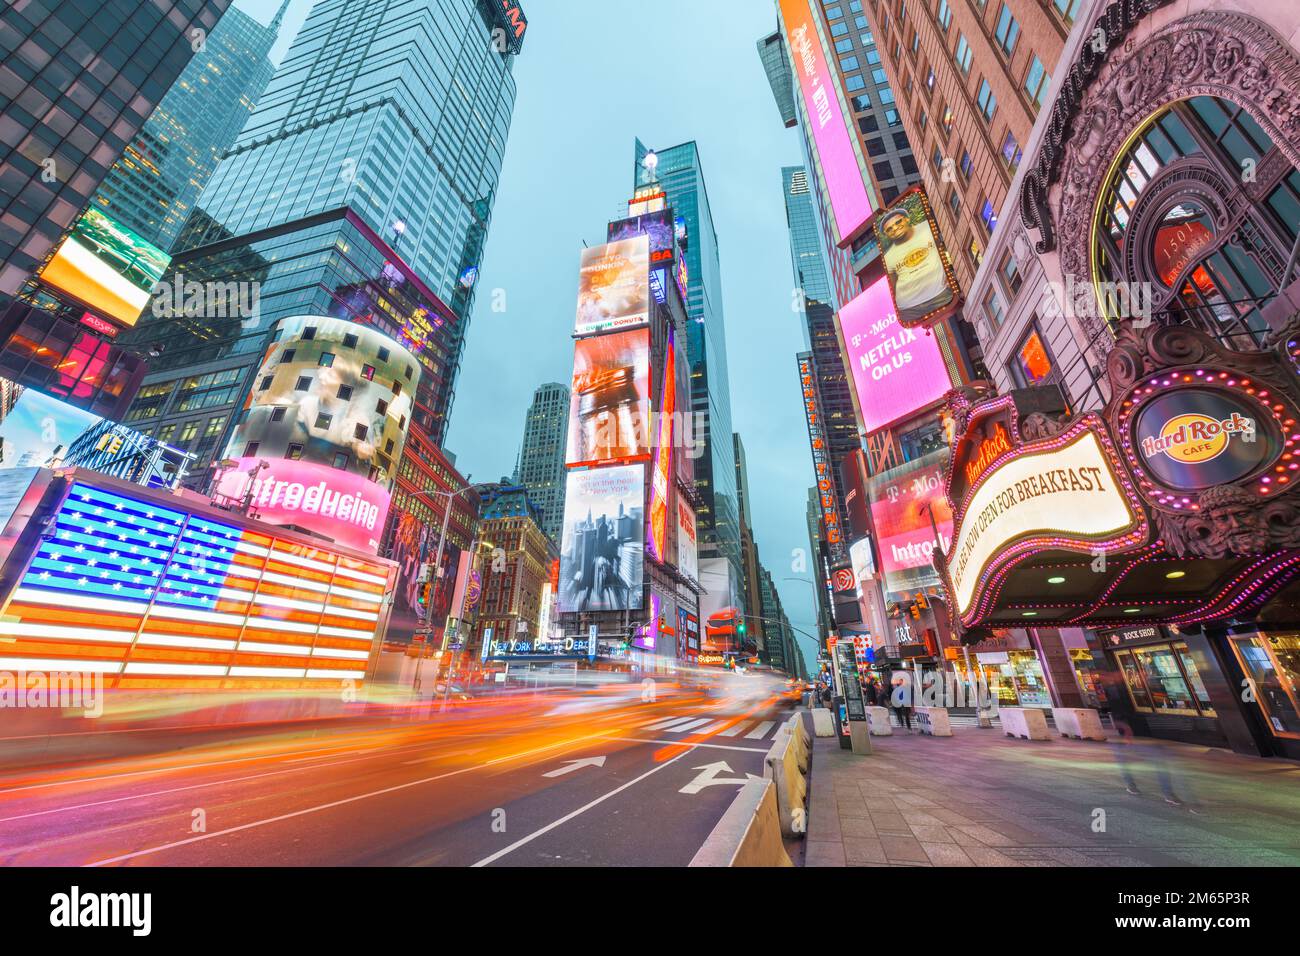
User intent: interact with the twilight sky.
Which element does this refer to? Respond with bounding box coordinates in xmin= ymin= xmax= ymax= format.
xmin=236 ymin=0 xmax=824 ymax=669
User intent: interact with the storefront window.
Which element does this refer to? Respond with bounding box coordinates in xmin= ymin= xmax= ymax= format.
xmin=1173 ymin=643 xmax=1216 ymax=717
xmin=1116 ymin=650 xmax=1154 ymax=712
xmin=1006 ymin=650 xmax=1051 ymax=707
xmin=1133 ymin=646 xmax=1199 ymax=715
xmin=1069 ymin=649 xmax=1108 ymax=709
xmin=1230 ymin=633 xmax=1300 ymax=739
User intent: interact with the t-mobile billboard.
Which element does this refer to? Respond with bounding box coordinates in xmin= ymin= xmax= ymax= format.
xmin=866 ymin=449 xmax=953 ymax=597
xmin=779 ymin=0 xmax=874 ymax=244
xmin=839 ymin=277 xmax=953 ymax=434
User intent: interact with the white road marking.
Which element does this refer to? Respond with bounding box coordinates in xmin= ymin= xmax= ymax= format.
xmin=472 ymin=750 xmax=693 ymax=867
xmin=85 ymin=732 xmax=610 ymax=867
xmin=605 ymin=736 xmax=768 ymax=753
xmin=644 ymin=716 xmax=696 ymax=730
xmin=694 ymin=721 xmax=731 ymax=735
xmin=744 ymin=721 xmax=776 ymax=739
xmin=666 ymin=718 xmax=712 ymax=733
xmin=716 ymin=722 xmax=751 ymax=737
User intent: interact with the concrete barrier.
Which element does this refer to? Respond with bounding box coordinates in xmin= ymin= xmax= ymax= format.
xmin=765 ymin=728 xmax=809 ymax=838
xmin=689 ymin=778 xmax=794 ymax=867
xmin=866 ymin=706 xmax=893 ymax=736
xmin=777 ymin=714 xmax=811 ymax=773
xmin=914 ymin=707 xmax=953 ymax=737
xmin=1053 ymin=707 xmax=1107 ymax=741
xmin=1001 ymin=706 xmax=1051 ymax=740
xmin=811 ymin=707 xmax=835 ymax=737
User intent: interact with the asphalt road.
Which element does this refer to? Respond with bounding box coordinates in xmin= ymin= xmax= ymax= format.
xmin=0 ymin=677 xmax=797 ymax=867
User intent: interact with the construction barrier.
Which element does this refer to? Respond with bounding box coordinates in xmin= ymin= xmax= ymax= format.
xmin=1001 ymin=706 xmax=1052 ymax=740
xmin=689 ymin=778 xmax=793 ymax=867
xmin=776 ymin=714 xmax=811 ymax=773
xmin=866 ymin=706 xmax=893 ymax=736
xmin=765 ymin=716 xmax=810 ymax=838
xmin=1053 ymin=707 xmax=1107 ymax=741
xmin=914 ymin=707 xmax=953 ymax=737
xmin=811 ymin=707 xmax=835 ymax=737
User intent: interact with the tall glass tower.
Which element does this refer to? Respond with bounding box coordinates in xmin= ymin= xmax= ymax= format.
xmin=514 ymin=381 xmax=569 ymax=544
xmin=633 ymin=138 xmax=741 ymax=613
xmin=89 ymin=2 xmax=285 ymax=252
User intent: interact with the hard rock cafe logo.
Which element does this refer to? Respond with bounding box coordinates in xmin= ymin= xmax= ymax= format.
xmin=1140 ymin=413 xmax=1256 ymax=465
xmin=965 ymin=423 xmax=1012 ymax=488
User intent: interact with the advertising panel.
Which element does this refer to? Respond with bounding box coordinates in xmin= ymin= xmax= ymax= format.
xmin=574 ymin=236 xmax=650 ymax=336
xmin=946 ymin=428 xmax=1139 ymax=616
xmin=38 ymin=208 xmax=171 ymax=328
xmin=1133 ymin=388 xmax=1278 ymax=491
xmin=849 ymin=535 xmax=876 ymax=587
xmin=873 ymin=186 xmax=962 ymax=328
xmin=778 ymin=0 xmax=875 ymax=244
xmin=0 ymin=480 xmax=391 ymax=686
xmin=557 ymin=464 xmax=645 ymax=613
xmin=798 ymin=353 xmax=846 ymax=563
xmin=677 ymin=607 xmax=700 ymax=660
xmin=212 ymin=457 xmax=392 ymax=555
xmin=676 ymin=494 xmax=698 ymax=583
xmin=385 ymin=509 xmax=463 ymax=645
xmin=224 ymin=316 xmax=419 ymax=488
xmin=867 ymin=449 xmax=953 ymax=596
xmin=608 ymin=210 xmax=677 ymax=264
xmin=839 ymin=277 xmax=953 ymax=434
xmin=565 ymin=328 xmax=651 ymax=467
xmin=0 ymin=380 xmax=188 ymax=487
xmin=648 ymin=331 xmax=676 ymax=560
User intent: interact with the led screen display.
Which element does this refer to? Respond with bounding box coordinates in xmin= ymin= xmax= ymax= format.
xmin=648 ymin=331 xmax=675 ymax=560
xmin=574 ymin=236 xmax=650 ymax=336
xmin=866 ymin=449 xmax=953 ymax=596
xmin=839 ymin=277 xmax=953 ymax=434
xmin=873 ymin=186 xmax=961 ymax=328
xmin=565 ymin=328 xmax=651 ymax=467
xmin=557 ymin=464 xmax=645 ymax=613
xmin=38 ymin=208 xmax=171 ymax=328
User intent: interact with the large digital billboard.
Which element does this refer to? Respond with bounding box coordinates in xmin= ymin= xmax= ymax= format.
xmin=557 ymin=464 xmax=645 ymax=613
xmin=873 ymin=186 xmax=962 ymax=328
xmin=676 ymin=495 xmax=699 ymax=584
xmin=38 ymin=208 xmax=171 ymax=328
xmin=608 ymin=210 xmax=677 ymax=265
xmin=386 ymin=509 xmax=464 ymax=645
xmin=574 ymin=236 xmax=650 ymax=336
xmin=839 ymin=276 xmax=953 ymax=434
xmin=866 ymin=449 xmax=953 ymax=596
xmin=779 ymin=0 xmax=874 ymax=245
xmin=0 ymin=479 xmax=391 ymax=688
xmin=212 ymin=457 xmax=392 ymax=555
xmin=225 ymin=316 xmax=419 ymax=489
xmin=566 ymin=328 xmax=651 ymax=467
xmin=648 ymin=330 xmax=676 ymax=561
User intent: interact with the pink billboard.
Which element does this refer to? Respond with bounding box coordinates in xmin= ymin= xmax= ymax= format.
xmin=780 ymin=0 xmax=874 ymax=244
xmin=213 ymin=457 xmax=392 ymax=555
xmin=866 ymin=449 xmax=953 ymax=597
xmin=840 ymin=276 xmax=953 ymax=434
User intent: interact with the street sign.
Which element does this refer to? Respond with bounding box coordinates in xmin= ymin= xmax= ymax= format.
xmin=588 ymin=624 xmax=598 ymax=663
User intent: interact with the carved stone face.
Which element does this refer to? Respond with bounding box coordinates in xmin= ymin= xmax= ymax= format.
xmin=1203 ymin=489 xmax=1270 ymax=555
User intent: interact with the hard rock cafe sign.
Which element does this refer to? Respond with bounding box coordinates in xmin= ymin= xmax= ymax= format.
xmin=939 ymin=324 xmax=1300 ymax=629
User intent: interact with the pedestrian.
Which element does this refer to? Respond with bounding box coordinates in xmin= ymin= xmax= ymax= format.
xmin=891 ymin=675 xmax=913 ymax=732
xmin=864 ymin=677 xmax=879 ymax=707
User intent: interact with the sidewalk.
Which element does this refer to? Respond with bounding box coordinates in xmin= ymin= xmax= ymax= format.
xmin=805 ymin=722 xmax=1300 ymax=867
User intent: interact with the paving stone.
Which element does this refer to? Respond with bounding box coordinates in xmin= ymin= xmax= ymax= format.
xmin=921 ymin=842 xmax=975 ymax=866
xmin=842 ymin=837 xmax=888 ymax=864
xmin=805 ymin=841 xmax=847 ymax=867
xmin=879 ymin=833 xmax=931 ymax=863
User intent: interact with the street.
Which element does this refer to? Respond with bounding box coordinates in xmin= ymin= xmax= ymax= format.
xmin=0 ymin=679 xmax=796 ymax=867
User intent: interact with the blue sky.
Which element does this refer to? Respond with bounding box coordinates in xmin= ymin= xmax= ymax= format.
xmin=236 ymin=0 xmax=824 ymax=669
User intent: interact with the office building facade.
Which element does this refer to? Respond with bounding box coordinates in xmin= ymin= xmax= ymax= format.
xmin=514 ymin=381 xmax=569 ymax=543
xmin=0 ymin=0 xmax=231 ymax=296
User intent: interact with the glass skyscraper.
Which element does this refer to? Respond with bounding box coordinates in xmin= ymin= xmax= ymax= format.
xmin=633 ymin=138 xmax=742 ymax=611
xmin=117 ymin=0 xmax=528 ymax=542
xmin=0 ymin=0 xmax=233 ymax=296
xmin=89 ymin=2 xmax=285 ymax=252
xmin=514 ymin=381 xmax=569 ymax=544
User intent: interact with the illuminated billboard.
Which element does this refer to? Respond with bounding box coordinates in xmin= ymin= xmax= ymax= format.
xmin=0 ymin=479 xmax=392 ymax=687
xmin=557 ymin=464 xmax=645 ymax=613
xmin=648 ymin=331 xmax=676 ymax=560
xmin=873 ymin=186 xmax=962 ymax=328
xmin=0 ymin=381 xmax=189 ymax=487
xmin=866 ymin=449 xmax=953 ymax=596
xmin=224 ymin=316 xmax=419 ymax=489
xmin=38 ymin=208 xmax=171 ymax=328
xmin=574 ymin=236 xmax=650 ymax=336
xmin=839 ymin=277 xmax=953 ymax=434
xmin=608 ymin=210 xmax=677 ymax=264
xmin=213 ymin=457 xmax=392 ymax=555
xmin=779 ymin=0 xmax=874 ymax=245
xmin=386 ymin=509 xmax=464 ymax=645
xmin=566 ymin=328 xmax=651 ymax=467
xmin=676 ymin=495 xmax=698 ymax=583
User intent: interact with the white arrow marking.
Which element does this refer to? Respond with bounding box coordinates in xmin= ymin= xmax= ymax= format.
xmin=678 ymin=761 xmax=762 ymax=795
xmin=543 ymin=756 xmax=608 ymax=778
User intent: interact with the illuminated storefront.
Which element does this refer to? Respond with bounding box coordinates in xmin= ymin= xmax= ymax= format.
xmin=0 ymin=471 xmax=394 ymax=690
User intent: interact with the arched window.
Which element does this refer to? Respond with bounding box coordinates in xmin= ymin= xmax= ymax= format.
xmin=1092 ymin=96 xmax=1300 ymax=347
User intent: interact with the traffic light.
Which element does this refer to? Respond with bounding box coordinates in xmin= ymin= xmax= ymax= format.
xmin=737 ymin=620 xmax=746 ymax=636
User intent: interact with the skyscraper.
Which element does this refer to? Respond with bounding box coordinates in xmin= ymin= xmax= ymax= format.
xmin=116 ymin=0 xmax=529 ymax=548
xmin=633 ymin=139 xmax=742 ymax=616
xmin=0 ymin=0 xmax=232 ymax=296
xmin=89 ymin=2 xmax=285 ymax=252
xmin=514 ymin=381 xmax=569 ymax=543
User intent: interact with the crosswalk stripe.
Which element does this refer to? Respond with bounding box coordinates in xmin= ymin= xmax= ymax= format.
xmin=715 ymin=722 xmax=751 ymax=737
xmin=694 ymin=721 xmax=730 ymax=735
xmin=744 ymin=720 xmax=776 ymax=739
xmin=666 ymin=718 xmax=712 ymax=733
xmin=645 ymin=716 xmax=696 ymax=730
